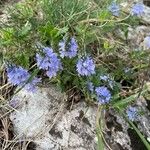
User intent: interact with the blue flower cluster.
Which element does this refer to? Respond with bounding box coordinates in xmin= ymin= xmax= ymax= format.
xmin=126 ymin=106 xmax=138 ymax=121
xmin=59 ymin=37 xmax=78 ymax=58
xmin=87 ymin=81 xmax=112 ymax=104
xmin=76 ymin=56 xmax=95 ymax=76
xmin=7 ymin=37 xmax=112 ymax=102
xmin=108 ymin=2 xmax=144 ymax=16
xmin=6 ymin=37 xmax=79 ymax=92
xmin=131 ymin=3 xmax=144 ymax=16
xmin=108 ymin=2 xmax=120 ymax=16
xmin=95 ymin=86 xmax=111 ymax=104
xmin=7 ymin=65 xmax=41 ymax=92
xmin=6 ymin=34 xmax=113 ymax=104
xmin=36 ymin=47 xmax=62 ymax=78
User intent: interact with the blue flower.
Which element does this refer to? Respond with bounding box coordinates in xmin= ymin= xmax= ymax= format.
xmin=76 ymin=56 xmax=95 ymax=76
xmin=36 ymin=54 xmax=51 ymax=70
xmin=67 ymin=37 xmax=78 ymax=58
xmin=46 ymin=55 xmax=62 ymax=78
xmin=126 ymin=106 xmax=138 ymax=121
xmin=43 ymin=47 xmax=54 ymax=57
xmin=95 ymin=86 xmax=111 ymax=104
xmin=108 ymin=2 xmax=120 ymax=16
xmin=7 ymin=65 xmax=30 ymax=86
xmin=131 ymin=3 xmax=144 ymax=16
xmin=7 ymin=65 xmax=41 ymax=92
xmin=36 ymin=46 xmax=62 ymax=78
xmin=144 ymin=36 xmax=150 ymax=49
xmin=59 ymin=40 xmax=67 ymax=58
xmin=87 ymin=82 xmax=94 ymax=92
xmin=59 ymin=37 xmax=78 ymax=58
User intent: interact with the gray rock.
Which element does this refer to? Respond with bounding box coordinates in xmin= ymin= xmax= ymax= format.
xmin=10 ymin=86 xmax=97 ymax=150
xmin=116 ymin=25 xmax=150 ymax=50
xmin=127 ymin=26 xmax=150 ymax=50
xmin=9 ymin=86 xmax=150 ymax=150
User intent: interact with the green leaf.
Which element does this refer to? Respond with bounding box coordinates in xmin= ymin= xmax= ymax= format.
xmin=12 ymin=2 xmax=34 ymax=20
xmin=62 ymin=74 xmax=72 ymax=85
xmin=99 ymin=10 xmax=110 ymax=22
xmin=14 ymin=53 xmax=30 ymax=68
xmin=113 ymin=89 xmax=147 ymax=108
xmin=57 ymin=27 xmax=69 ymax=36
xmin=72 ymin=76 xmax=80 ymax=87
xmin=0 ymin=28 xmax=14 ymax=45
xmin=39 ymin=22 xmax=60 ymax=42
xmin=97 ymin=131 xmax=104 ymax=150
xmin=18 ymin=22 xmax=31 ymax=37
xmin=103 ymin=41 xmax=109 ymax=49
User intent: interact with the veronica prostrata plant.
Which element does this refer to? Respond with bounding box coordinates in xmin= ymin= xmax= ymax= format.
xmin=1 ymin=0 xmax=150 ymax=149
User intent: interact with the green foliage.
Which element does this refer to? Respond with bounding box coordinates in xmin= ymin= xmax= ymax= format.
xmin=41 ymin=0 xmax=92 ymax=26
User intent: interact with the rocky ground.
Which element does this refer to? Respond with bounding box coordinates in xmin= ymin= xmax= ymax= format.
xmin=7 ymin=85 xmax=150 ymax=150
xmin=0 ymin=0 xmax=150 ymax=150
